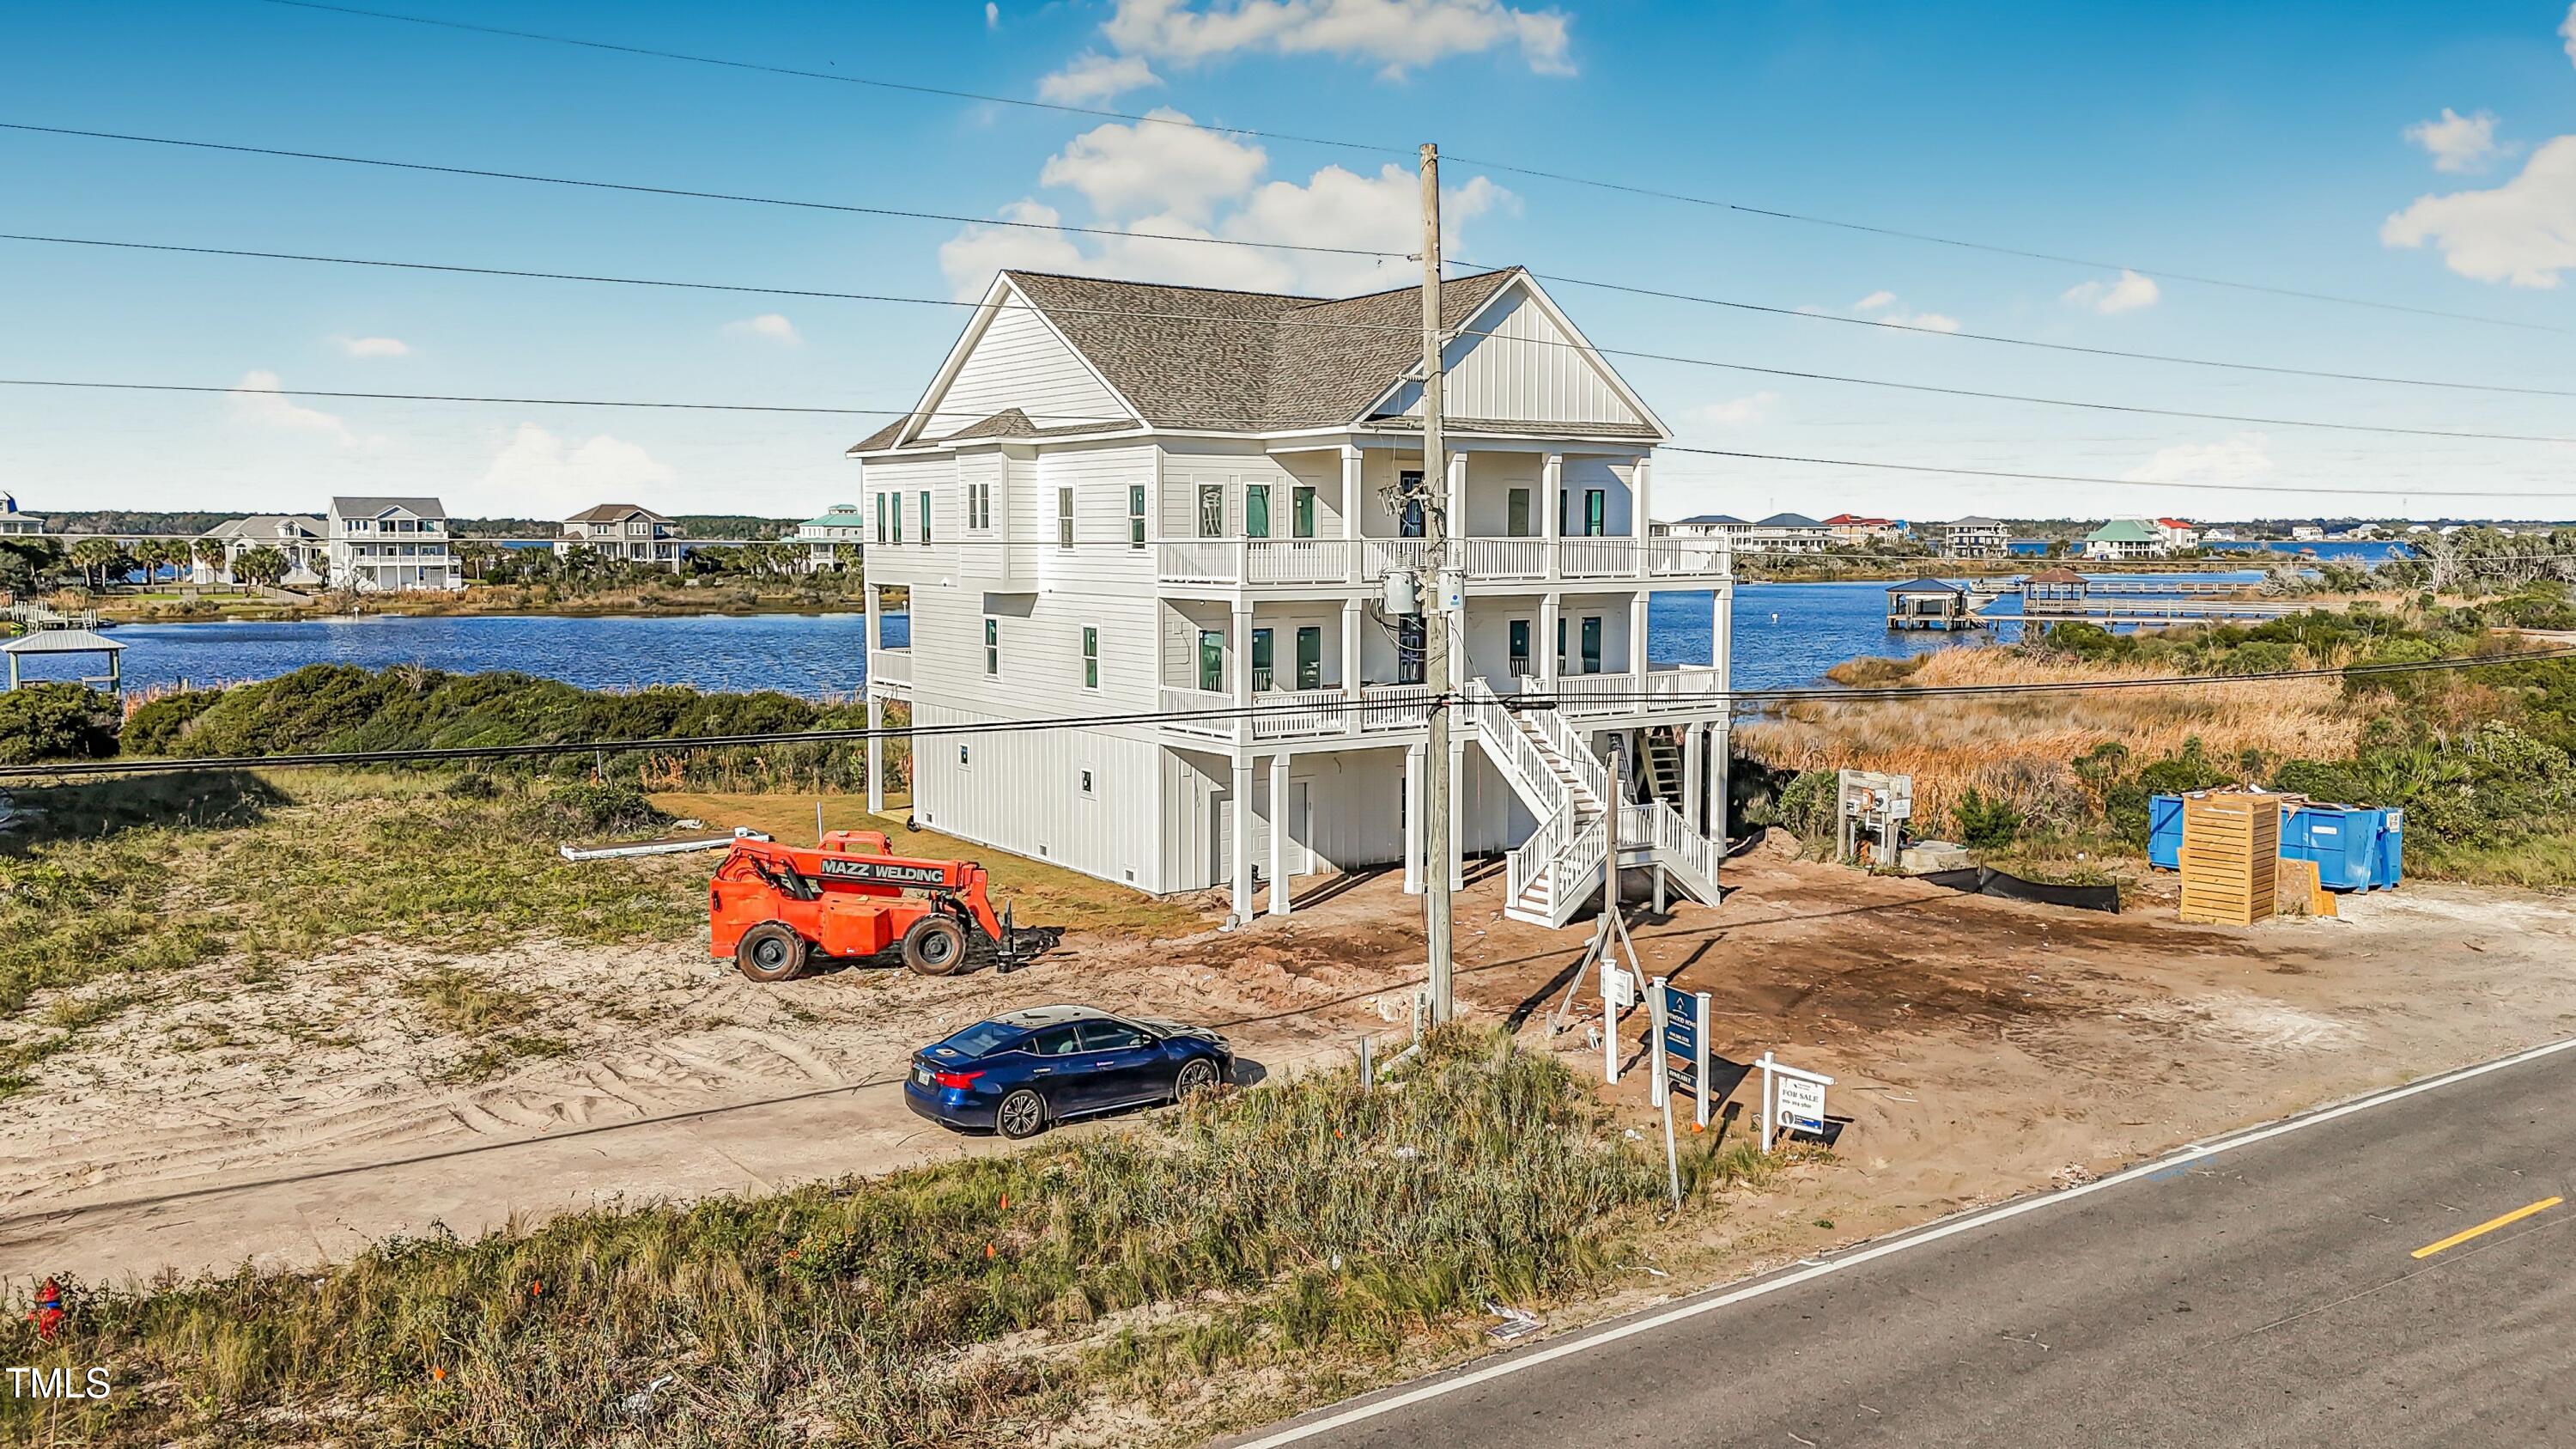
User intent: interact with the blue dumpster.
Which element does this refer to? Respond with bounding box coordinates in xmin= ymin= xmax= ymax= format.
xmin=2280 ymin=803 xmax=2404 ymax=892
xmin=2148 ymin=794 xmax=2184 ymax=869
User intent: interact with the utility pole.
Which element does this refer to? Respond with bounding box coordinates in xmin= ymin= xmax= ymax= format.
xmin=1419 ymin=140 xmax=1455 ymax=1026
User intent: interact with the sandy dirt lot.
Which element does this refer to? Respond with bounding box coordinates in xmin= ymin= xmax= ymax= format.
xmin=6 ymin=839 xmax=2573 ymax=1292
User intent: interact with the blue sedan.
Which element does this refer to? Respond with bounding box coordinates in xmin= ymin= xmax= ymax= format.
xmin=903 ymin=1004 xmax=1233 ymax=1139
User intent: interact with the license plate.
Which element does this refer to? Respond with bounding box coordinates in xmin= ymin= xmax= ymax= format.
xmin=911 ymin=1066 xmax=933 ymax=1087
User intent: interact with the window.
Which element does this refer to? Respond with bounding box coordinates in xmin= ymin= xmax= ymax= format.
xmin=1078 ymin=769 xmax=1095 ymax=796
xmin=1030 ymin=1025 xmax=1081 ymax=1056
xmin=1583 ymin=489 xmax=1607 ymax=538
xmin=1198 ymin=484 xmax=1224 ymax=538
xmin=1251 ymin=628 xmax=1274 ymax=692
xmin=1128 ymin=484 xmax=1146 ymax=549
xmin=1245 ymin=484 xmax=1271 ymax=539
xmin=1296 ymin=626 xmax=1322 ymax=690
xmin=919 ymin=490 xmax=932 ymax=545
xmin=1508 ymin=619 xmax=1531 ymax=679
xmin=967 ymin=481 xmax=992 ymax=531
xmin=1507 ymin=487 xmax=1532 ymax=538
xmin=1398 ymin=618 xmax=1425 ymax=685
xmin=1058 ymin=486 xmax=1075 ymax=550
xmin=1198 ymin=630 xmax=1224 ymax=692
xmin=1080 ymin=1020 xmax=1146 ymax=1050
xmin=1397 ymin=471 xmax=1426 ymax=539
xmin=1581 ymin=615 xmax=1603 ymax=674
xmin=874 ymin=495 xmax=887 ymax=545
xmin=984 ymin=618 xmax=999 ymax=676
xmin=1082 ymin=626 xmax=1099 ymax=690
xmin=1292 ymin=485 xmax=1316 ymax=539
xmin=890 ymin=492 xmax=905 ymax=545
xmin=958 ymin=744 xmax=971 ymax=766
xmin=1557 ymin=616 xmax=1568 ymax=673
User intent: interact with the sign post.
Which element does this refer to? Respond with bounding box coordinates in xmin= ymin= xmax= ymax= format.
xmin=1601 ymin=959 xmax=1634 ymax=1084
xmin=1756 ymin=1051 xmax=1835 ymax=1153
xmin=1647 ymin=977 xmax=1680 ymax=1209
xmin=1657 ymin=983 xmax=1714 ymax=1129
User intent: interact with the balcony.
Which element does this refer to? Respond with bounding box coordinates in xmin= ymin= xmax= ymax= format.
xmin=1157 ymin=682 xmax=1438 ymax=744
xmin=1520 ymin=665 xmax=1728 ymax=715
xmin=867 ymin=646 xmax=911 ymax=695
xmin=1154 ymin=537 xmax=1728 ymax=589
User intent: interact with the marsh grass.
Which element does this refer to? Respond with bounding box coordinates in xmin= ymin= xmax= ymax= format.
xmin=8 ymin=1032 xmax=1714 ymax=1447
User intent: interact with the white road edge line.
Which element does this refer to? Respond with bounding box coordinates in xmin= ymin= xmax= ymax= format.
xmin=1226 ymin=1033 xmax=2576 ymax=1448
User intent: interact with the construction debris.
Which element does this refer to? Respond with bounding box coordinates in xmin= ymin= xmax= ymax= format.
xmin=561 ymin=826 xmax=769 ymax=862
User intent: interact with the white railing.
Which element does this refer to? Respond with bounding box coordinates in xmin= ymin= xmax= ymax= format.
xmin=1152 ymin=535 xmax=1728 ymax=588
xmin=1249 ymin=687 xmax=1351 ymax=740
xmin=1506 ymin=809 xmax=1568 ymax=903
xmin=1558 ymin=536 xmax=1637 ymax=578
xmin=867 ymin=648 xmax=911 ymax=690
xmin=1462 ymin=680 xmax=1564 ymax=813
xmin=1156 ymin=539 xmax=1246 ymax=585
xmin=1638 ymin=665 xmax=1728 ymax=705
xmin=1158 ymin=685 xmax=1239 ymax=740
xmin=1247 ymin=539 xmax=1355 ymax=586
xmin=1521 ymin=691 xmax=1609 ymax=807
xmin=1621 ymin=800 xmax=1718 ymax=888
xmin=1358 ymin=682 xmax=1435 ymax=731
xmin=1361 ymin=538 xmax=1436 ymax=579
xmin=1527 ymin=672 xmax=1637 ymax=715
xmin=1461 ymin=538 xmax=1550 ymax=580
xmin=1647 ymin=539 xmax=1732 ymax=577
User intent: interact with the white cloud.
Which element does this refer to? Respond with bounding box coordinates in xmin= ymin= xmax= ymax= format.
xmin=2405 ymin=108 xmax=2502 ymax=174
xmin=1841 ymin=289 xmax=1958 ymax=331
xmin=938 ymin=109 xmax=1509 ymax=299
xmin=1039 ymin=50 xmax=1162 ymax=102
xmin=2122 ymin=433 xmax=2275 ymax=485
xmin=986 ymin=2 xmax=999 ymax=29
xmin=1693 ymin=391 xmax=1779 ymax=428
xmin=2382 ymin=133 xmax=2576 ymax=287
xmin=1853 ymin=290 xmax=1897 ymax=312
xmin=1903 ymin=311 xmax=1961 ymax=333
xmin=2061 ymin=268 xmax=2160 ymax=314
xmin=226 ymin=370 xmax=354 ymax=441
xmin=334 ymin=335 xmax=410 ymax=359
xmin=723 ymin=313 xmax=802 ymax=344
xmin=481 ymin=423 xmax=676 ymax=518
xmin=1040 ymin=108 xmax=1267 ymax=221
xmin=2563 ymin=2 xmax=2576 ymax=66
xmin=1098 ymin=0 xmax=1573 ymax=78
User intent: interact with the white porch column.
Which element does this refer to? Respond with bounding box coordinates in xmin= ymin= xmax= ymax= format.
xmin=1340 ymin=598 xmax=1364 ymax=706
xmin=1230 ymin=602 xmax=1255 ymax=725
xmin=866 ymin=694 xmax=885 ymax=815
xmin=1340 ymin=443 xmax=1364 ymax=584
xmin=1538 ymin=594 xmax=1561 ymax=691
xmin=1632 ymin=455 xmax=1654 ymax=578
xmin=1447 ymin=734 xmax=1468 ymax=891
xmin=1402 ymin=742 xmax=1425 ymax=895
xmin=1629 ymin=592 xmax=1651 ymax=709
xmin=1541 ymin=452 xmax=1563 ymax=583
xmin=1707 ymin=719 xmax=1731 ymax=846
xmin=1680 ymin=719 xmax=1704 ymax=834
xmin=1231 ymin=758 xmax=1256 ymax=922
xmin=1267 ymin=751 xmax=1292 ymax=916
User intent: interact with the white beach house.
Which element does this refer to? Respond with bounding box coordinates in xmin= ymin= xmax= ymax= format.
xmin=326 ymin=496 xmax=463 ymax=592
xmin=854 ymin=267 xmax=1734 ymax=928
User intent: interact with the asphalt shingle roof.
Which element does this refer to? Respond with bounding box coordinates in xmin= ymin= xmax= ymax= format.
xmin=330 ymin=496 xmax=447 ymax=521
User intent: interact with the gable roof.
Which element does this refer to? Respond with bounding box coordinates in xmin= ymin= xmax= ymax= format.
xmin=2087 ymin=518 xmax=2162 ymax=541
xmin=855 ymin=266 xmax=1658 ymax=452
xmin=1755 ymin=512 xmax=1825 ymax=528
xmin=1674 ymin=514 xmax=1748 ymax=525
xmin=330 ymin=496 xmax=447 ymax=521
xmin=2028 ymin=566 xmax=2089 ymax=584
xmin=1886 ymin=576 xmax=1963 ymax=594
xmin=203 ymin=514 xmax=325 ymax=541
xmin=566 ymin=503 xmax=671 ymax=524
xmin=1945 ymin=515 xmax=2004 ymax=528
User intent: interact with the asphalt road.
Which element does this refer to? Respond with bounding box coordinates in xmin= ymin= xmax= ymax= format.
xmin=1231 ymin=1042 xmax=2576 ymax=1448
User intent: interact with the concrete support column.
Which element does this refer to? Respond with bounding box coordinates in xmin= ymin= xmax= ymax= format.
xmin=1403 ymin=742 xmax=1425 ymax=895
xmin=1447 ymin=734 xmax=1469 ymax=891
xmin=866 ymin=694 xmax=885 ymax=815
xmin=1231 ymin=758 xmax=1256 ymax=923
xmin=1268 ymin=752 xmax=1292 ymax=916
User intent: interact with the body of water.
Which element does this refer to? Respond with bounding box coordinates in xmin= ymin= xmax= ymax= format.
xmin=27 ymin=570 xmax=2301 ymax=700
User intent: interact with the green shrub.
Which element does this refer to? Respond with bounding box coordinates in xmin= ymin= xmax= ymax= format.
xmin=0 ymin=684 xmax=119 ymax=764
xmin=1773 ymin=769 xmax=1838 ymax=845
xmin=531 ymin=781 xmax=670 ymax=837
xmin=1950 ymin=787 xmax=2021 ymax=850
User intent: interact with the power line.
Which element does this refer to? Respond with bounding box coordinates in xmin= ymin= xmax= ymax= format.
xmin=245 ymin=0 xmax=2567 ymax=336
xmin=0 ymin=376 xmax=1126 ymax=423
xmin=0 ymin=123 xmax=1409 ymax=265
xmin=1519 ymin=271 xmax=2576 ymax=400
xmin=1660 ymin=446 xmax=2576 ymax=501
xmin=9 ymin=645 xmax=2568 ymax=781
xmin=7 ymin=232 xmax=2570 ymax=448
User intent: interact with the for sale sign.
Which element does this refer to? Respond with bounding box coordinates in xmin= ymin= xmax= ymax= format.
xmin=1776 ymin=1075 xmax=1827 ymax=1135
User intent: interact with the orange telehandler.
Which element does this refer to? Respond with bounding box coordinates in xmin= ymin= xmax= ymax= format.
xmin=708 ymin=830 xmax=1025 ymax=982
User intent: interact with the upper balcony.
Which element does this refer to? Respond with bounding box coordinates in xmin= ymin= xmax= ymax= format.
xmin=1153 ymin=536 xmax=1730 ymax=592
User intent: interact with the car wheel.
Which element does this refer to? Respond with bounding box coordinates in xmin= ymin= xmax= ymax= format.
xmin=901 ymin=916 xmax=970 ymax=976
xmin=734 ymin=922 xmax=808 ymax=983
xmin=1173 ymin=1056 xmax=1220 ymax=1101
xmin=996 ymin=1087 xmax=1048 ymax=1140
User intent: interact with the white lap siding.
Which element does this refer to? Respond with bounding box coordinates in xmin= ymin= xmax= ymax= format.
xmin=910 ymin=700 xmax=1163 ymax=889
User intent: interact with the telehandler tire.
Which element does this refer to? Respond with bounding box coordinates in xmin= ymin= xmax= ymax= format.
xmin=901 ymin=916 xmax=970 ymax=976
xmin=735 ymin=922 xmax=809 ymax=983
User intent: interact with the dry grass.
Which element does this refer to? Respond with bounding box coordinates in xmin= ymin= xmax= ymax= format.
xmin=1741 ymin=647 xmax=2366 ymax=831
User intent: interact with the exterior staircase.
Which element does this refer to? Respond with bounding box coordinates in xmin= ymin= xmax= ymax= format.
xmin=1638 ymin=726 xmax=1686 ymax=810
xmin=1462 ymin=682 xmax=1722 ymax=928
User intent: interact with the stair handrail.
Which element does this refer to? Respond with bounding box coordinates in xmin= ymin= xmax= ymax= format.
xmin=1461 ymin=679 xmax=1568 ymax=818
xmin=1516 ymin=680 xmax=1608 ymax=807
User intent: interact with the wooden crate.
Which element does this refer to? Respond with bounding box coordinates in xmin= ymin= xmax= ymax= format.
xmin=2273 ymin=856 xmax=2336 ymax=918
xmin=2178 ymin=791 xmax=2280 ymax=926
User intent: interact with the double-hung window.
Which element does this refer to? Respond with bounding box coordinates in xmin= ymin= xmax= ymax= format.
xmin=984 ymin=618 xmax=999 ymax=676
xmin=919 ymin=490 xmax=932 ymax=545
xmin=1082 ymin=627 xmax=1099 ymax=690
xmin=1250 ymin=628 xmax=1274 ymax=692
xmin=1058 ymin=487 xmax=1075 ymax=550
xmin=890 ymin=493 xmax=905 ymax=545
xmin=1197 ymin=484 xmax=1224 ymax=538
xmin=1291 ymin=485 xmax=1316 ymax=539
xmin=1128 ymin=484 xmax=1146 ymax=549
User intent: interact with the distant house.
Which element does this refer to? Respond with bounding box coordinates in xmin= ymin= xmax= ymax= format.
xmin=797 ymin=502 xmax=867 ymax=572
xmin=1656 ymin=514 xmax=1751 ymax=545
xmin=559 ymin=503 xmax=683 ymax=571
xmin=1936 ymin=516 xmax=2010 ymax=558
xmin=1820 ymin=513 xmax=1903 ymax=545
xmin=2083 ymin=517 xmax=2168 ymax=560
xmin=1747 ymin=512 xmax=1832 ymax=554
xmin=195 ymin=514 xmax=326 ymax=586
xmin=2202 ymin=527 xmax=2241 ymax=544
xmin=327 ymin=496 xmax=463 ymax=592
xmin=2154 ymin=517 xmax=2200 ymax=550
xmin=0 ymin=492 xmax=43 ymax=538
xmin=2290 ymin=524 xmax=2326 ymax=542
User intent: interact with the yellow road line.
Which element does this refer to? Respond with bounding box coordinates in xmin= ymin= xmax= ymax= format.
xmin=2412 ymin=1196 xmax=2563 ymax=1259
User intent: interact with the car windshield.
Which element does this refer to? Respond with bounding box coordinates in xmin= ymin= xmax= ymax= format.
xmin=937 ymin=1020 xmax=1025 ymax=1058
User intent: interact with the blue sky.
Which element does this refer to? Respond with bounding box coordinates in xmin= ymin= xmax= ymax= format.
xmin=4 ymin=0 xmax=2573 ymax=523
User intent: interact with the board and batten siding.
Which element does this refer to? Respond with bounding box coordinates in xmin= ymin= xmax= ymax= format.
xmin=1161 ymin=746 xmax=1409 ymax=893
xmin=927 ymin=301 xmax=1129 ymax=432
xmin=1387 ymin=288 xmax=1645 ymax=429
xmin=910 ymin=699 xmax=1164 ymax=890
xmin=1155 ymin=441 xmax=1342 ymax=541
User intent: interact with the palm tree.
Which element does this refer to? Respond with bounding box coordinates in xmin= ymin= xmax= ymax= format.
xmin=233 ymin=545 xmax=289 ymax=588
xmin=193 ymin=537 xmax=230 ymax=582
xmin=68 ymin=538 xmax=125 ymax=590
